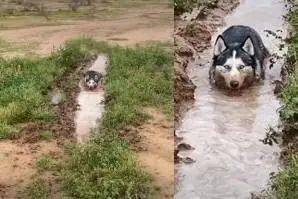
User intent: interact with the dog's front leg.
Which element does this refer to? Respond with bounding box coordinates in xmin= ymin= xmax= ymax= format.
xmin=255 ymin=60 xmax=264 ymax=80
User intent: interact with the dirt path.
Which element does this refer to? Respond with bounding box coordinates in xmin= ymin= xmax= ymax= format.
xmin=135 ymin=109 xmax=174 ymax=198
xmin=0 ymin=141 xmax=61 ymax=198
xmin=0 ymin=2 xmax=173 ymax=198
xmin=0 ymin=6 xmax=173 ymax=56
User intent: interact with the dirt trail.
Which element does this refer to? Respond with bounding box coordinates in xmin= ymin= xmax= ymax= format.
xmin=0 ymin=7 xmax=172 ymax=56
xmin=0 ymin=2 xmax=173 ymax=198
xmin=135 ymin=109 xmax=174 ymax=198
xmin=0 ymin=141 xmax=61 ymax=198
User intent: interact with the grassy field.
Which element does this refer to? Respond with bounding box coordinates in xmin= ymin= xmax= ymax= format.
xmin=269 ymin=4 xmax=298 ymax=199
xmin=1 ymin=38 xmax=173 ymax=198
xmin=60 ymin=39 xmax=173 ymax=198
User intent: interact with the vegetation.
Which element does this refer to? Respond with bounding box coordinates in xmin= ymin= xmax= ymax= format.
xmin=19 ymin=178 xmax=50 ymax=199
xmin=271 ymin=155 xmax=298 ymax=199
xmin=173 ymin=0 xmax=218 ymax=15
xmin=59 ymin=38 xmax=173 ymax=198
xmin=0 ymin=37 xmax=172 ymax=198
xmin=36 ymin=155 xmax=57 ymax=171
xmin=270 ymin=4 xmax=298 ymax=199
xmin=174 ymin=0 xmax=197 ymax=15
xmin=0 ymin=54 xmax=65 ymax=139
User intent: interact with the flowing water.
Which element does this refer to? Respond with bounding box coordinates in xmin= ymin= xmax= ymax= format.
xmin=175 ymin=0 xmax=288 ymax=198
xmin=75 ymin=55 xmax=107 ymax=143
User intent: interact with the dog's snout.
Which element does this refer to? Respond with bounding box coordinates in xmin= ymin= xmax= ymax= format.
xmin=230 ymin=80 xmax=239 ymax=88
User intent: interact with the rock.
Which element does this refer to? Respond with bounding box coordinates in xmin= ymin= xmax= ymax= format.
xmin=50 ymin=89 xmax=65 ymax=105
xmin=177 ymin=143 xmax=195 ymax=151
xmin=181 ymin=157 xmax=196 ymax=164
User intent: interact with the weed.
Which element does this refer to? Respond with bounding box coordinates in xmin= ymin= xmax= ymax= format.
xmin=272 ymin=3 xmax=298 ymax=199
xmin=36 ymin=155 xmax=57 ymax=171
xmin=270 ymin=156 xmax=298 ymax=199
xmin=39 ymin=130 xmax=54 ymax=141
xmin=19 ymin=178 xmax=50 ymax=199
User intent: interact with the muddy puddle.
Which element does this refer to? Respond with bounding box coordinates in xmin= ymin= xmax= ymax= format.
xmin=75 ymin=55 xmax=107 ymax=143
xmin=175 ymin=0 xmax=288 ymax=198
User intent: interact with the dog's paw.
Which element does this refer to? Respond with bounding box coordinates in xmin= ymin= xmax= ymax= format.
xmin=255 ymin=73 xmax=261 ymax=81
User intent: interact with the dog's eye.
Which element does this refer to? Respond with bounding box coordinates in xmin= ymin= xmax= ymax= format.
xmin=224 ymin=65 xmax=231 ymax=70
xmin=238 ymin=65 xmax=245 ymax=69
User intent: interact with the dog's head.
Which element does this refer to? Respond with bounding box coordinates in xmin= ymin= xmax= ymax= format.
xmin=85 ymin=73 xmax=100 ymax=90
xmin=212 ymin=36 xmax=256 ymax=89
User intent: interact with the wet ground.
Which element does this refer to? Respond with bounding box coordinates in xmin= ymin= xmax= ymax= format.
xmin=175 ymin=0 xmax=288 ymax=198
xmin=0 ymin=3 xmax=172 ymax=57
xmin=75 ymin=55 xmax=107 ymax=143
xmin=0 ymin=1 xmax=173 ymax=196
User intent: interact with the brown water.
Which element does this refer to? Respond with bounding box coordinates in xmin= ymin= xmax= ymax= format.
xmin=175 ymin=0 xmax=288 ymax=198
xmin=75 ymin=55 xmax=107 ymax=143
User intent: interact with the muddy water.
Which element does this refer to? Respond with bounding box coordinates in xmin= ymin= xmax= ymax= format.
xmin=175 ymin=0 xmax=288 ymax=198
xmin=75 ymin=55 xmax=107 ymax=143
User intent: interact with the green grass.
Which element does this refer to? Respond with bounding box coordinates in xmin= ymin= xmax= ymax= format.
xmin=19 ymin=178 xmax=50 ymax=199
xmin=173 ymin=0 xmax=218 ymax=15
xmin=0 ymin=37 xmax=172 ymax=198
xmin=59 ymin=38 xmax=173 ymax=198
xmin=272 ymin=4 xmax=298 ymax=199
xmin=0 ymin=58 xmax=59 ymax=138
xmin=271 ymin=155 xmax=298 ymax=199
xmin=0 ymin=36 xmax=102 ymax=139
xmin=36 ymin=155 xmax=57 ymax=171
xmin=39 ymin=130 xmax=54 ymax=141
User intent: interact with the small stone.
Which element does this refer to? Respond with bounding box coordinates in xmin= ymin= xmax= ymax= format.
xmin=181 ymin=157 xmax=196 ymax=164
xmin=177 ymin=143 xmax=194 ymax=151
xmin=50 ymin=89 xmax=65 ymax=105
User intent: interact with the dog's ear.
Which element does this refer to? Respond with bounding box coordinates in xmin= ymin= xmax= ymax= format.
xmin=242 ymin=37 xmax=255 ymax=56
xmin=214 ymin=35 xmax=226 ymax=56
xmin=85 ymin=74 xmax=89 ymax=81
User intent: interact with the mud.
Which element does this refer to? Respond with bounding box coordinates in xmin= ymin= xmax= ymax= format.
xmin=19 ymin=58 xmax=95 ymax=144
xmin=0 ymin=6 xmax=172 ymax=56
xmin=175 ymin=0 xmax=289 ymax=198
xmin=0 ymin=2 xmax=173 ymax=197
xmin=134 ymin=108 xmax=174 ymax=199
xmin=0 ymin=141 xmax=61 ymax=198
xmin=75 ymin=55 xmax=107 ymax=143
xmin=174 ymin=0 xmax=240 ymax=123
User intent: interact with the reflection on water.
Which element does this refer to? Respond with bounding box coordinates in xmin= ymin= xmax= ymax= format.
xmin=75 ymin=55 xmax=107 ymax=143
xmin=175 ymin=0 xmax=288 ymax=198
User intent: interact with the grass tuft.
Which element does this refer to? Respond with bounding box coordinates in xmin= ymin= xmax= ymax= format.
xmin=19 ymin=178 xmax=50 ymax=199
xmin=36 ymin=155 xmax=57 ymax=172
xmin=272 ymin=4 xmax=298 ymax=199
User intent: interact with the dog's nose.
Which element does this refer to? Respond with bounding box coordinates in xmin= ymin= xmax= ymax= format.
xmin=230 ymin=80 xmax=239 ymax=88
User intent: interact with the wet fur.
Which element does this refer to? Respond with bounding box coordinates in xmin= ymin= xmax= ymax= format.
xmin=210 ymin=25 xmax=269 ymax=89
xmin=84 ymin=70 xmax=103 ymax=90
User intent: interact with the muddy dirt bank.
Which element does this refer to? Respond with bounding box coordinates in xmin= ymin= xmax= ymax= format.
xmin=174 ymin=0 xmax=240 ymax=123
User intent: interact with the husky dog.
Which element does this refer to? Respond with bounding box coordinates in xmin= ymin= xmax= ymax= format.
xmin=84 ymin=70 xmax=103 ymax=90
xmin=209 ymin=25 xmax=269 ymax=89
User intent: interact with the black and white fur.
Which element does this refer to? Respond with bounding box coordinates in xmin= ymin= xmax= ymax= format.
xmin=209 ymin=25 xmax=269 ymax=89
xmin=84 ymin=70 xmax=103 ymax=90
